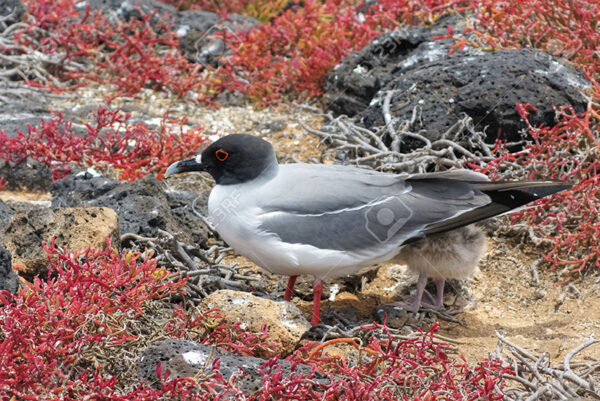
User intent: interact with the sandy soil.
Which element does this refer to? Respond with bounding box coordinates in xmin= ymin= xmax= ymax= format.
xmin=0 ymin=190 xmax=51 ymax=204
xmin=455 ymin=237 xmax=599 ymax=362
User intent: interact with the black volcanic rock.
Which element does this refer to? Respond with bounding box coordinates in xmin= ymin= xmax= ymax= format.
xmin=0 ymin=0 xmax=25 ymax=26
xmin=0 ymin=159 xmax=54 ymax=192
xmin=138 ymin=339 xmax=328 ymax=393
xmin=51 ymin=172 xmax=210 ymax=246
xmin=323 ymin=15 xmax=470 ymax=117
xmin=356 ymin=49 xmax=589 ymax=149
xmin=175 ymin=10 xmax=260 ymax=68
xmin=0 ymin=246 xmax=18 ymax=294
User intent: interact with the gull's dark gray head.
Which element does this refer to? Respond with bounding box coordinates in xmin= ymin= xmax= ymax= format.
xmin=165 ymin=134 xmax=278 ymax=185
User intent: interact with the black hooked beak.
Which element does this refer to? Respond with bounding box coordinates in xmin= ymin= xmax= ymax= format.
xmin=164 ymin=155 xmax=206 ymax=177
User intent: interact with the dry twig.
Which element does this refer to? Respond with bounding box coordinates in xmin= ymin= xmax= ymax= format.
xmin=121 ymin=230 xmax=261 ymax=303
xmin=298 ymin=108 xmax=497 ymax=174
xmin=0 ymin=19 xmax=86 ymax=92
xmin=495 ymin=332 xmax=600 ymax=400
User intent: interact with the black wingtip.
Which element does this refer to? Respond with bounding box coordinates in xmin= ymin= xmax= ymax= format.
xmin=423 ymin=181 xmax=572 ymax=237
xmin=515 ymin=184 xmax=572 ymax=199
xmin=489 ymin=183 xmax=571 ymax=209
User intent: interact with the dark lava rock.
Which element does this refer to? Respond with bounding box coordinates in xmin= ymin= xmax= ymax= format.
xmin=357 ymin=49 xmax=589 ymax=147
xmin=0 ymin=199 xmax=15 ymax=228
xmin=323 ymin=15 xmax=470 ymax=117
xmin=50 ymin=171 xmax=119 ymax=207
xmin=75 ymin=0 xmax=177 ymax=24
xmin=0 ymin=247 xmax=19 ymax=294
xmin=0 ymin=158 xmax=53 ymax=192
xmin=0 ymin=199 xmax=36 ymax=230
xmin=0 ymin=82 xmax=54 ymax=138
xmin=74 ymin=0 xmax=259 ymax=69
xmin=1 ymin=205 xmax=119 ymax=277
xmin=175 ymin=10 xmax=260 ymax=67
xmin=0 ymin=0 xmax=25 ymax=26
xmin=138 ymin=339 xmax=328 ymax=394
xmin=175 ymin=9 xmax=221 ymax=33
xmin=51 ymin=172 xmax=210 ymax=246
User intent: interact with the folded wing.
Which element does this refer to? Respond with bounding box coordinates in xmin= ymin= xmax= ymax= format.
xmin=257 ymin=166 xmax=505 ymax=252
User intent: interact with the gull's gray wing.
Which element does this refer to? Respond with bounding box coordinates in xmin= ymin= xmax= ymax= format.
xmin=255 ymin=165 xmax=492 ymax=252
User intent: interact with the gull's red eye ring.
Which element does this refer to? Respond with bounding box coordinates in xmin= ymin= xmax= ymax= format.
xmin=215 ymin=149 xmax=229 ymax=162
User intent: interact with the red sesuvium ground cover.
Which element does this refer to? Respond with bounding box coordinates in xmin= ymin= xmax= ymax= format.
xmin=19 ymin=0 xmax=213 ymax=100
xmin=0 ymin=240 xmax=189 ymax=399
xmin=0 ymin=107 xmax=208 ymax=181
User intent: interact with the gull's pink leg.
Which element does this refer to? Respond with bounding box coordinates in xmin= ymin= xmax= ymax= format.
xmin=434 ymin=279 xmax=445 ymax=308
xmin=407 ymin=272 xmax=428 ymax=312
xmin=284 ymin=275 xmax=298 ymax=301
xmin=390 ymin=273 xmax=429 ymax=312
xmin=311 ymin=279 xmax=324 ymax=325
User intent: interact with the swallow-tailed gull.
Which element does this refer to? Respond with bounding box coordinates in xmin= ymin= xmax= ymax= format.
xmin=166 ymin=134 xmax=570 ymax=324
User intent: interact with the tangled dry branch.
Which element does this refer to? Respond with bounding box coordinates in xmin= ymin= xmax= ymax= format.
xmin=298 ymin=104 xmax=512 ymax=174
xmin=495 ymin=332 xmax=600 ymax=400
xmin=121 ymin=230 xmax=262 ymax=302
xmin=0 ymin=17 xmax=85 ymax=89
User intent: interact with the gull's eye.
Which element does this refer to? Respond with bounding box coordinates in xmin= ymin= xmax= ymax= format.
xmin=215 ymin=149 xmax=229 ymax=162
